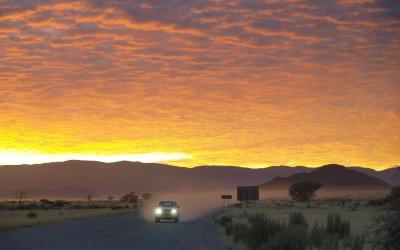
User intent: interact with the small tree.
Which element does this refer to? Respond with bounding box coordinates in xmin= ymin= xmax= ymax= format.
xmin=108 ymin=196 xmax=114 ymax=202
xmin=289 ymin=182 xmax=322 ymax=202
xmin=120 ymin=192 xmax=138 ymax=203
xmin=142 ymin=193 xmax=153 ymax=201
xmin=16 ymin=190 xmax=26 ymax=209
xmin=85 ymin=195 xmax=93 ymax=202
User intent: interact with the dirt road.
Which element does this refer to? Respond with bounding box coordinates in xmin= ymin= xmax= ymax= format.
xmin=0 ymin=212 xmax=235 ymax=250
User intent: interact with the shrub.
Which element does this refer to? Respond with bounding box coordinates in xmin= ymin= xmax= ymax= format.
xmin=40 ymin=199 xmax=52 ymax=204
xmin=326 ymin=213 xmax=350 ymax=238
xmin=110 ymin=205 xmax=123 ymax=210
xmin=88 ymin=204 xmax=104 ymax=209
xmin=322 ymin=233 xmax=340 ymax=250
xmin=232 ymin=223 xmax=250 ymax=243
xmin=308 ymin=223 xmax=325 ymax=248
xmin=246 ymin=213 xmax=285 ymax=250
xmin=386 ymin=186 xmax=400 ymax=209
xmin=218 ymin=215 xmax=233 ymax=227
xmin=343 ymin=233 xmax=365 ymax=250
xmin=22 ymin=203 xmax=38 ymax=210
xmin=26 ymin=211 xmax=37 ymax=218
xmin=289 ymin=212 xmax=308 ymax=230
xmin=225 ymin=223 xmax=234 ymax=236
xmin=369 ymin=210 xmax=400 ymax=250
xmin=120 ymin=192 xmax=138 ymax=203
xmin=264 ymin=226 xmax=307 ymax=250
xmin=69 ymin=204 xmax=84 ymax=209
xmin=219 ymin=211 xmax=362 ymax=250
xmin=366 ymin=198 xmax=386 ymax=206
xmin=54 ymin=200 xmax=69 ymax=207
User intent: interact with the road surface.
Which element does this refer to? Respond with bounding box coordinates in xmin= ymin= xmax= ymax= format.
xmin=0 ymin=212 xmax=235 ymax=250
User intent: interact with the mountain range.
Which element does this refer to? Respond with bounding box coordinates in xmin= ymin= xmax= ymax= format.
xmin=260 ymin=164 xmax=392 ymax=198
xmin=0 ymin=161 xmax=397 ymax=199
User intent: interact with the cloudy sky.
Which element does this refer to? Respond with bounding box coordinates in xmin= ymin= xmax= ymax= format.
xmin=0 ymin=0 xmax=399 ymax=169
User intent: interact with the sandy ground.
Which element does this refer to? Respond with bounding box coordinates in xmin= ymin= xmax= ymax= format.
xmin=0 ymin=208 xmax=132 ymax=231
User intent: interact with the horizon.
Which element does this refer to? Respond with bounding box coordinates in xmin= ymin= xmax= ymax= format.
xmin=1 ymin=1 xmax=399 ymax=170
xmin=0 ymin=158 xmax=397 ymax=171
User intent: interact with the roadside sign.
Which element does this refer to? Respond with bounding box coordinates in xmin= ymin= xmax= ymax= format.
xmin=237 ymin=186 xmax=259 ymax=207
xmin=220 ymin=194 xmax=232 ymax=207
xmin=221 ymin=195 xmax=232 ymax=199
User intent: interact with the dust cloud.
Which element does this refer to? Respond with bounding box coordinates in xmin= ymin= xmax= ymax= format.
xmin=139 ymin=190 xmax=235 ymax=222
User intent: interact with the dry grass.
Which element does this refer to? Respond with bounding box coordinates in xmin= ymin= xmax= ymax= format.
xmin=0 ymin=201 xmax=132 ymax=231
xmin=219 ymin=199 xmax=380 ymax=233
xmin=216 ymin=198 xmax=384 ymax=250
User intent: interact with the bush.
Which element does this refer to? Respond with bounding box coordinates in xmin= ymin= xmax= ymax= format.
xmin=263 ymin=225 xmax=307 ymax=250
xmin=225 ymin=223 xmax=234 ymax=236
xmin=322 ymin=233 xmax=340 ymax=250
xmin=54 ymin=200 xmax=69 ymax=207
xmin=20 ymin=203 xmax=39 ymax=210
xmin=88 ymin=204 xmax=105 ymax=209
xmin=326 ymin=213 xmax=350 ymax=238
xmin=69 ymin=204 xmax=84 ymax=209
xmin=120 ymin=192 xmax=138 ymax=203
xmin=369 ymin=210 xmax=400 ymax=250
xmin=246 ymin=213 xmax=285 ymax=250
xmin=232 ymin=223 xmax=250 ymax=243
xmin=367 ymin=198 xmax=386 ymax=206
xmin=40 ymin=199 xmax=52 ymax=204
xmin=343 ymin=233 xmax=365 ymax=250
xmin=289 ymin=212 xmax=308 ymax=230
xmin=218 ymin=211 xmax=362 ymax=250
xmin=386 ymin=186 xmax=400 ymax=209
xmin=26 ymin=211 xmax=37 ymax=218
xmin=308 ymin=223 xmax=325 ymax=248
xmin=110 ymin=205 xmax=124 ymax=210
xmin=218 ymin=215 xmax=233 ymax=227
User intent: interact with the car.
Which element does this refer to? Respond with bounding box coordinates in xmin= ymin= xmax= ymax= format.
xmin=154 ymin=200 xmax=180 ymax=223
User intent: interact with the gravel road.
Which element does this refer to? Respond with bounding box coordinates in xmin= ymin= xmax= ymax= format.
xmin=0 ymin=212 xmax=235 ymax=250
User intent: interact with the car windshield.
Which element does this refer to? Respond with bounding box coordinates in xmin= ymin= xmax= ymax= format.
xmin=159 ymin=201 xmax=177 ymax=207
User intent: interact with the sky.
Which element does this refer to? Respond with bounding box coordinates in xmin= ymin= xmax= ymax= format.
xmin=0 ymin=0 xmax=399 ymax=169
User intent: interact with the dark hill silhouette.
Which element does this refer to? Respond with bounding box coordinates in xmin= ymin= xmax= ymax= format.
xmin=0 ymin=161 xmax=312 ymax=199
xmin=0 ymin=161 xmax=395 ymax=199
xmin=260 ymin=164 xmax=391 ymax=197
xmin=349 ymin=166 xmax=400 ymax=186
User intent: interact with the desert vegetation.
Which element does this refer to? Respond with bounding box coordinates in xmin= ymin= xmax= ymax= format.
xmin=289 ymin=181 xmax=322 ymax=202
xmin=216 ymin=197 xmax=392 ymax=250
xmin=367 ymin=185 xmax=400 ymax=250
xmin=0 ymin=191 xmax=154 ymax=231
xmin=218 ymin=211 xmax=364 ymax=250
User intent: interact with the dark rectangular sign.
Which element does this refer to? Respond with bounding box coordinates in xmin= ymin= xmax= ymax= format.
xmin=237 ymin=186 xmax=259 ymax=201
xmin=221 ymin=195 xmax=232 ymax=199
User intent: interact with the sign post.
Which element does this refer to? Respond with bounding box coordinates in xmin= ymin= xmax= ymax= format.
xmin=221 ymin=194 xmax=233 ymax=207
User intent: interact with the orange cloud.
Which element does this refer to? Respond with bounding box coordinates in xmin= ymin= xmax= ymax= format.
xmin=0 ymin=0 xmax=399 ymax=169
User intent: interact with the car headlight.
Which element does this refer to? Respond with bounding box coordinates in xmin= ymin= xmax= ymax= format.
xmin=171 ymin=208 xmax=177 ymax=214
xmin=155 ymin=208 xmax=162 ymax=215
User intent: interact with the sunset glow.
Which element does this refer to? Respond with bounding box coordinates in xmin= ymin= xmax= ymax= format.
xmin=0 ymin=0 xmax=399 ymax=169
